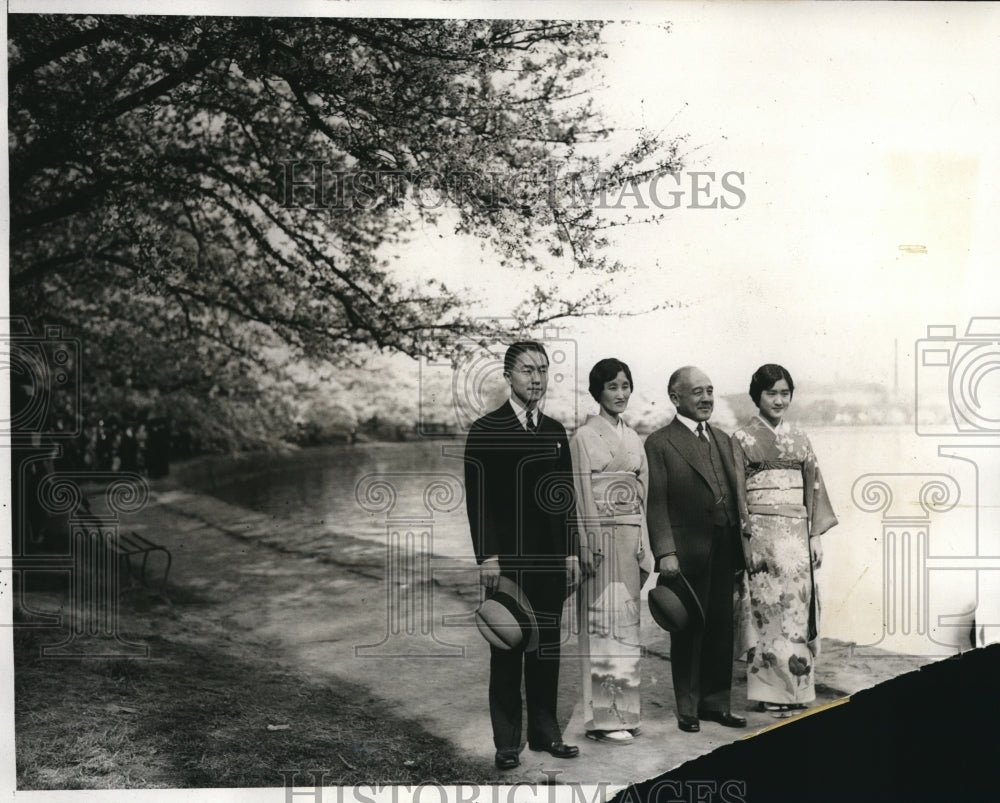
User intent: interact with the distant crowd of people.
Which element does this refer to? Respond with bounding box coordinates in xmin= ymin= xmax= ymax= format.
xmin=11 ymin=410 xmax=178 ymax=550
xmin=41 ymin=416 xmax=174 ymax=478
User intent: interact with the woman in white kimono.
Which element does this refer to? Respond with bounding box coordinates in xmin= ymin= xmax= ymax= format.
xmin=731 ymin=364 xmax=838 ymax=718
xmin=571 ymin=358 xmax=653 ymax=745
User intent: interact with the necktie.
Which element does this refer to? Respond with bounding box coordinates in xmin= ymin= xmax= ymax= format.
xmin=526 ymin=410 xmax=537 ymax=433
xmin=696 ymin=422 xmax=709 ymax=445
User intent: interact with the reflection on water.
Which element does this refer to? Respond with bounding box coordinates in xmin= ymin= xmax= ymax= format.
xmin=207 ymin=426 xmax=976 ymax=653
xmin=208 ymin=441 xmax=476 ymax=560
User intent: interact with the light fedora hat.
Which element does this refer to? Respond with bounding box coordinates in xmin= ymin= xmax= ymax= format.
xmin=648 ymin=572 xmax=704 ymax=634
xmin=475 ymin=575 xmax=539 ymax=651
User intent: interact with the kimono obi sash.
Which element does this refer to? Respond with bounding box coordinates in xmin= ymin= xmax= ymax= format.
xmin=589 ymin=470 xmax=643 ymax=526
xmin=745 ymin=461 xmax=806 ymax=518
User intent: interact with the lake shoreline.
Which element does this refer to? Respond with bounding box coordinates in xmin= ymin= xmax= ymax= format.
xmin=15 ymin=472 xmax=946 ymax=789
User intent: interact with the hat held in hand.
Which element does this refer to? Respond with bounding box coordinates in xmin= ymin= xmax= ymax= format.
xmin=648 ymin=572 xmax=704 ymax=633
xmin=475 ymin=575 xmax=539 ymax=651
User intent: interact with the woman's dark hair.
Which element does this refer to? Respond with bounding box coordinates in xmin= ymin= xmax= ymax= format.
xmin=749 ymin=364 xmax=795 ymax=405
xmin=588 ymin=358 xmax=633 ymax=402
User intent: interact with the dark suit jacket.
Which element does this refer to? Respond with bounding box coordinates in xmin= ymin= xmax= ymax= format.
xmin=644 ymin=416 xmax=743 ymax=577
xmin=464 ymin=401 xmax=576 ymax=568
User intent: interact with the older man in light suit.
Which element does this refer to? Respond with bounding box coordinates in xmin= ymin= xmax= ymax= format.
xmin=644 ymin=366 xmax=747 ymax=733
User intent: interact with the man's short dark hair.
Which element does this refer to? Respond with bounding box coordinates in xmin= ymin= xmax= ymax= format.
xmin=749 ymin=363 xmax=795 ymax=405
xmin=504 ymin=341 xmax=549 ymax=374
xmin=588 ymin=358 xmax=633 ymax=402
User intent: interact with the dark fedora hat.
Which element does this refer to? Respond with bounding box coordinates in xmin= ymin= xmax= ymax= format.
xmin=648 ymin=572 xmax=704 ymax=633
xmin=475 ymin=575 xmax=539 ymax=651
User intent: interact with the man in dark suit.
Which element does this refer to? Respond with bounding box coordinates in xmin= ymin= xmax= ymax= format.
xmin=644 ymin=366 xmax=747 ymax=733
xmin=464 ymin=341 xmax=581 ymax=770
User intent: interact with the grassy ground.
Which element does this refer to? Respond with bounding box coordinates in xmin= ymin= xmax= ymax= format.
xmin=14 ymin=581 xmax=501 ymax=790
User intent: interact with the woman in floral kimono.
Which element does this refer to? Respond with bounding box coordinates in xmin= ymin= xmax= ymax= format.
xmin=732 ymin=364 xmax=838 ymax=718
xmin=570 ymin=358 xmax=653 ymax=745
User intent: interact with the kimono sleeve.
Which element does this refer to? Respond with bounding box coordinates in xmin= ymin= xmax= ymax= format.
xmin=636 ymin=437 xmax=654 ymax=583
xmin=569 ymin=429 xmax=601 ymax=557
xmin=730 ymin=430 xmax=755 ymax=572
xmin=730 ymin=431 xmax=754 ymax=538
xmin=803 ymin=433 xmax=838 ymax=537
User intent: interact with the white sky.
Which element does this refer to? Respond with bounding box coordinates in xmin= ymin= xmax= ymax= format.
xmin=9 ymin=1 xmax=997 ymax=401
xmin=388 ymin=3 xmax=1000 ymax=401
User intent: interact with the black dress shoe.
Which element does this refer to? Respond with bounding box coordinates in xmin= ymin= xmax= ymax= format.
xmin=528 ymin=740 xmax=580 ymax=758
xmin=494 ymin=749 xmax=520 ymax=770
xmin=698 ymin=709 xmax=747 ymax=728
xmin=678 ymin=715 xmax=700 ymax=733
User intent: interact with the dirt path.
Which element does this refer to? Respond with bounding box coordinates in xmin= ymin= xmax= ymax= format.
xmin=40 ymin=479 xmax=938 ymax=788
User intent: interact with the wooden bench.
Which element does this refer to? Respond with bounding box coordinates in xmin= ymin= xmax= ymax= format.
xmin=77 ymin=497 xmax=172 ymax=593
xmin=114 ymin=529 xmax=172 ymax=593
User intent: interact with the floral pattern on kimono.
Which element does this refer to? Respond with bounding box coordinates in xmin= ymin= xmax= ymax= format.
xmin=731 ymin=415 xmax=838 ymax=705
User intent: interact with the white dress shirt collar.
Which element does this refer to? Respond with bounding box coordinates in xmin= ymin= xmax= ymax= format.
xmin=674 ymin=412 xmax=707 ymax=435
xmin=509 ymin=394 xmax=542 ymax=431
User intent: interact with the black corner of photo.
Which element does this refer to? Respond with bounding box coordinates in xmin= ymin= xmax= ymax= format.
xmin=613 ymin=643 xmax=1000 ymax=803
